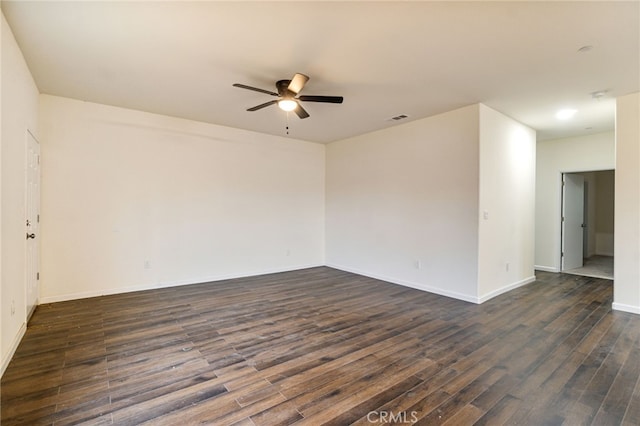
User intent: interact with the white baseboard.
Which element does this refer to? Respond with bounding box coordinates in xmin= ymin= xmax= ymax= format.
xmin=39 ymin=263 xmax=324 ymax=304
xmin=326 ymin=263 xmax=534 ymax=305
xmin=477 ymin=275 xmax=537 ymax=304
xmin=40 ymin=263 xmax=543 ymax=307
xmin=1 ymin=322 xmax=26 ymax=378
xmin=326 ymin=263 xmax=479 ymax=303
xmin=612 ymin=302 xmax=640 ymax=315
xmin=535 ymin=265 xmax=559 ymax=273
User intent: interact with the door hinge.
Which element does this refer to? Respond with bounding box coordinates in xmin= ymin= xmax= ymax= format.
xmin=37 ymin=214 xmax=40 ymax=223
xmin=561 ymin=252 xmax=564 ymax=257
xmin=37 ymin=272 xmax=40 ymax=280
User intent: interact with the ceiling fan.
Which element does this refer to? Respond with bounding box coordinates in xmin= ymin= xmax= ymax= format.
xmin=233 ymin=73 xmax=343 ymax=119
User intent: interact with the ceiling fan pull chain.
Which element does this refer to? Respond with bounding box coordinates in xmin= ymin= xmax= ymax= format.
xmin=286 ymin=112 xmax=290 ymax=135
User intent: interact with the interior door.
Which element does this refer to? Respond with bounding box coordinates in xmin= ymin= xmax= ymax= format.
xmin=562 ymin=173 xmax=584 ymax=271
xmin=25 ymin=131 xmax=40 ymax=318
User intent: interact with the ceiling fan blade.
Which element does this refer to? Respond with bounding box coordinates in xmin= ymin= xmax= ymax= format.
xmin=247 ymin=100 xmax=278 ymax=111
xmin=233 ymin=83 xmax=279 ymax=97
xmin=287 ymin=73 xmax=309 ymax=95
xmin=299 ymin=95 xmax=344 ymax=104
xmin=294 ymin=103 xmax=310 ymax=119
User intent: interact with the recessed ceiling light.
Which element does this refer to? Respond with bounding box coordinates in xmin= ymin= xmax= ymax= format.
xmin=577 ymin=45 xmax=593 ymax=53
xmin=556 ymin=109 xmax=577 ymax=120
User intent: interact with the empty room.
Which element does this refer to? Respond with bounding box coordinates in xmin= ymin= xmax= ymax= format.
xmin=1 ymin=1 xmax=640 ymax=425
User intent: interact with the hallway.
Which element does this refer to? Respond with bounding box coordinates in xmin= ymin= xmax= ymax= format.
xmin=565 ymin=255 xmax=613 ymax=280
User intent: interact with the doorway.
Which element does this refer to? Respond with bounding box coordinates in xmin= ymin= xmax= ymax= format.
xmin=561 ymin=170 xmax=614 ymax=280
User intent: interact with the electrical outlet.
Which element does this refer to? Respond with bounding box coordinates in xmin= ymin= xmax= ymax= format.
xmin=144 ymin=260 xmax=151 ymax=269
xmin=415 ymin=260 xmax=422 ymax=269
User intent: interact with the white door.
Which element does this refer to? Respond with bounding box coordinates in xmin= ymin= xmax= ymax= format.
xmin=562 ymin=173 xmax=584 ymax=271
xmin=25 ymin=131 xmax=40 ymax=318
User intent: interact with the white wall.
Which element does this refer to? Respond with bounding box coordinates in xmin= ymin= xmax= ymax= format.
xmin=614 ymin=92 xmax=640 ymax=314
xmin=535 ymin=132 xmax=615 ymax=272
xmin=1 ymin=12 xmax=40 ymax=375
xmin=326 ymin=104 xmax=536 ymax=303
xmin=595 ymin=170 xmax=615 ymax=256
xmin=39 ymin=95 xmax=325 ymax=302
xmin=586 ymin=172 xmax=598 ymax=257
xmin=1 ymin=12 xmax=3 ymax=377
xmin=1 ymin=11 xmax=4 ymax=377
xmin=478 ymin=105 xmax=536 ymax=301
xmin=326 ymin=105 xmax=482 ymax=302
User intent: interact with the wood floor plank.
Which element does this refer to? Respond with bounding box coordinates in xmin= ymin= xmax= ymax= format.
xmin=507 ymin=300 xmax=611 ymax=401
xmin=621 ymin=373 xmax=640 ymax=426
xmin=275 ymin=340 xmax=422 ymax=400
xmin=473 ymin=394 xmax=523 ymax=426
xmin=552 ymin=313 xmax=630 ymax=416
xmin=295 ymin=351 xmax=433 ymax=419
xmin=415 ymin=366 xmax=506 ymax=425
xmin=442 ymin=403 xmax=484 ymax=425
xmin=575 ymin=312 xmax=640 ymax=424
xmin=140 ymin=378 xmax=279 ymax=425
xmin=310 ymin=375 xmax=424 ymax=426
xmin=1 ymin=267 xmax=636 ymax=425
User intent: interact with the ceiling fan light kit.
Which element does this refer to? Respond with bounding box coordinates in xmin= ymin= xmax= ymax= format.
xmin=233 ymin=73 xmax=343 ymax=120
xmin=278 ymin=99 xmax=298 ymax=111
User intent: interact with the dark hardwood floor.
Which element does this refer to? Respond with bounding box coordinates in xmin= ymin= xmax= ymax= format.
xmin=2 ymin=267 xmax=638 ymax=425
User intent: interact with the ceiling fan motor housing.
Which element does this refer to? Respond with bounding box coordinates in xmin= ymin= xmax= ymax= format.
xmin=276 ymin=80 xmax=294 ymax=98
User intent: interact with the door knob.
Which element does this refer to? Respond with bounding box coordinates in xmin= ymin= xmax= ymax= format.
xmin=26 ymin=233 xmax=36 ymax=239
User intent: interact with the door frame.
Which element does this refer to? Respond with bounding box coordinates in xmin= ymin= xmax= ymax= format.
xmin=557 ymin=168 xmax=615 ymax=274
xmin=560 ymin=172 xmax=585 ymax=271
xmin=25 ymin=129 xmax=41 ymax=320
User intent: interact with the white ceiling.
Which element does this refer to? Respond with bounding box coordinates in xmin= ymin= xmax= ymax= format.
xmin=2 ymin=1 xmax=638 ymax=144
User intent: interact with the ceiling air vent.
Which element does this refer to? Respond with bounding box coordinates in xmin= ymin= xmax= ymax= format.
xmin=388 ymin=114 xmax=409 ymax=121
